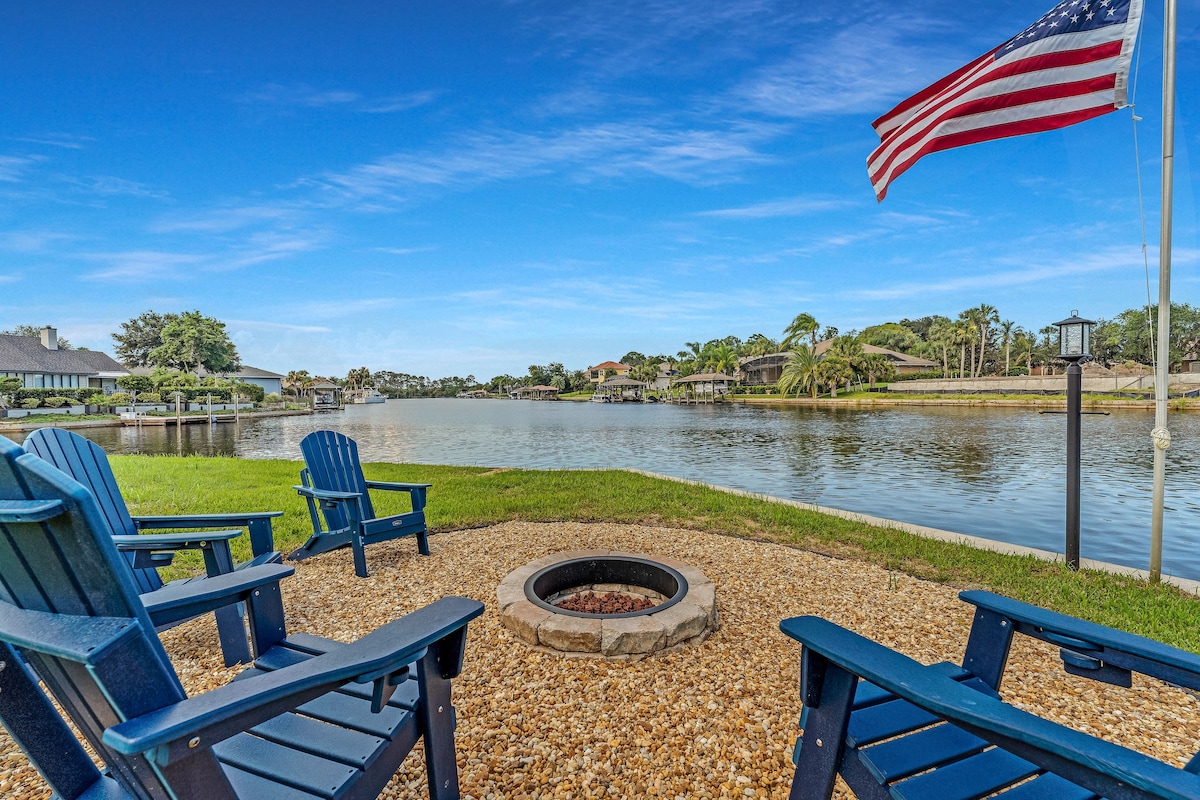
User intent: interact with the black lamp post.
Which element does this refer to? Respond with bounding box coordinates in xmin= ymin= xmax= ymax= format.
xmin=1054 ymin=311 xmax=1095 ymax=570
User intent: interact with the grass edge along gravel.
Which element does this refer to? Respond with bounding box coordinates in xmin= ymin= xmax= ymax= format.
xmin=108 ymin=453 xmax=1200 ymax=654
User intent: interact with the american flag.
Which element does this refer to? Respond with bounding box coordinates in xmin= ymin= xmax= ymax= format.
xmin=868 ymin=0 xmax=1143 ymax=201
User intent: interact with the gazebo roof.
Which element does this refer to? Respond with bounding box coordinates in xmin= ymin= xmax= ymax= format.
xmin=673 ymin=372 xmax=735 ymax=383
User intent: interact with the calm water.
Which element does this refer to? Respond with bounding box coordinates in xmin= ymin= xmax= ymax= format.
xmin=12 ymin=399 xmax=1200 ymax=580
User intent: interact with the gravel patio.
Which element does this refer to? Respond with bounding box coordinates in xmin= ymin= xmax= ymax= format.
xmin=3 ymin=520 xmax=1198 ymax=799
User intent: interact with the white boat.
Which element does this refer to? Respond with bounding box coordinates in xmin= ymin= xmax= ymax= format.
xmin=348 ymin=389 xmax=386 ymax=404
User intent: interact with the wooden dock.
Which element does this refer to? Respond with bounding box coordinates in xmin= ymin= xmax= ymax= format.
xmin=121 ymin=414 xmax=236 ymax=426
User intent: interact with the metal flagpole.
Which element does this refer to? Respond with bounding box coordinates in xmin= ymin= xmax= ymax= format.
xmin=1150 ymin=0 xmax=1177 ymax=582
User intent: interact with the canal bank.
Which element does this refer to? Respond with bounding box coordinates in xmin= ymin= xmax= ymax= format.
xmin=0 ymin=407 xmax=313 ymax=435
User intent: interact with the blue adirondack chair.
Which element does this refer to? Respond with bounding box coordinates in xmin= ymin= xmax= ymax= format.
xmin=24 ymin=427 xmax=285 ymax=666
xmin=293 ymin=430 xmax=432 ymax=578
xmin=781 ymin=590 xmax=1200 ymax=800
xmin=0 ymin=436 xmax=484 ymax=800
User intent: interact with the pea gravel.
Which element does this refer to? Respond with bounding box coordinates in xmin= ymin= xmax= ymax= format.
xmin=3 ymin=521 xmax=1198 ymax=799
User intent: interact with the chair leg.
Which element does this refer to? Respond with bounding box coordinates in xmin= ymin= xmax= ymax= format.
xmin=416 ymin=528 xmax=431 ymax=556
xmin=417 ymin=650 xmax=462 ymax=800
xmin=352 ymin=532 xmax=369 ymax=578
xmin=213 ymin=605 xmax=253 ymax=666
xmin=790 ymin=653 xmax=856 ymax=800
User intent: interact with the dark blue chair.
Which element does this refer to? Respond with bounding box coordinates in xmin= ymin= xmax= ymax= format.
xmin=293 ymin=430 xmax=431 ymax=578
xmin=24 ymin=426 xmax=285 ymax=665
xmin=0 ymin=435 xmax=484 ymax=800
xmin=781 ymin=590 xmax=1200 ymax=800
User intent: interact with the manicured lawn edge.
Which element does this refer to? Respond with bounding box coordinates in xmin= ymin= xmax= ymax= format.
xmin=110 ymin=454 xmax=1200 ymax=653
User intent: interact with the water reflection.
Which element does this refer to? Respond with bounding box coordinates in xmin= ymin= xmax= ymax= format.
xmin=8 ymin=399 xmax=1199 ymax=580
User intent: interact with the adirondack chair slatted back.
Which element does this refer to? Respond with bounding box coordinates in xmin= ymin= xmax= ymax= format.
xmin=300 ymin=430 xmax=377 ymax=530
xmin=23 ymin=427 xmax=164 ymax=595
xmin=0 ymin=438 xmax=232 ymax=799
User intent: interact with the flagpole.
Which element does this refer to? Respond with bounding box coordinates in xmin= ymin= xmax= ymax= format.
xmin=1150 ymin=0 xmax=1177 ymax=583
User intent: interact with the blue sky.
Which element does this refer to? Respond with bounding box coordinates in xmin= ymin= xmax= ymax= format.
xmin=1 ymin=0 xmax=1197 ymax=380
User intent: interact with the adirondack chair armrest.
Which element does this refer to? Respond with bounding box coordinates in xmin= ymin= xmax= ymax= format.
xmin=113 ymin=530 xmax=242 ymax=573
xmin=133 ymin=511 xmax=283 ymax=559
xmin=781 ymin=615 xmax=1200 ymax=800
xmin=960 ymin=590 xmax=1200 ymax=691
xmin=0 ymin=600 xmax=138 ymax=662
xmin=293 ymin=485 xmax=362 ymax=503
xmin=364 ymin=480 xmax=432 ymax=493
xmin=103 ymin=596 xmax=485 ymax=764
xmin=113 ymin=530 xmax=243 ymax=548
xmin=140 ymin=564 xmax=295 ymax=626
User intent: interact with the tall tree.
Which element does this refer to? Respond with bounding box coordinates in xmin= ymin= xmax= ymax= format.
xmin=971 ymin=303 xmax=999 ymax=376
xmin=148 ymin=310 xmax=240 ymax=375
xmin=113 ymin=311 xmax=176 ymax=366
xmin=999 ymin=320 xmax=1017 ymax=375
xmin=781 ymin=313 xmax=819 ymax=352
xmin=777 ymin=347 xmax=821 ymax=398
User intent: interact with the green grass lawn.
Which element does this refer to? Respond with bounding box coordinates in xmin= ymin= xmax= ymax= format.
xmin=110 ymin=454 xmax=1200 ymax=653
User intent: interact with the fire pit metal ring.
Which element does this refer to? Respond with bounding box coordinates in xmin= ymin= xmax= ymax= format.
xmin=525 ymin=555 xmax=688 ymax=619
xmin=498 ymin=550 xmax=718 ymax=659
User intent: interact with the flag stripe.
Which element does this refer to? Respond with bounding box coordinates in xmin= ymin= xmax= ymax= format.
xmin=874 ymin=35 xmax=1124 ymax=143
xmin=868 ymin=0 xmax=1142 ymax=201
xmin=874 ymin=96 xmax=1117 ymax=201
xmin=868 ymin=50 xmax=1123 ymax=181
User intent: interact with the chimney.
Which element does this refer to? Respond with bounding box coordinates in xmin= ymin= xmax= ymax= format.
xmin=40 ymin=326 xmax=58 ymax=350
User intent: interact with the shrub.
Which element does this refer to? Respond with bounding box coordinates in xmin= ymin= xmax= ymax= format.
xmin=109 ymin=392 xmax=132 ymax=406
xmin=81 ymin=393 xmax=109 ymax=408
xmin=139 ymin=392 xmax=163 ymax=404
xmin=43 ymin=396 xmax=70 ymax=408
xmin=20 ymin=398 xmax=41 ymax=409
xmin=264 ymin=393 xmax=281 ymax=404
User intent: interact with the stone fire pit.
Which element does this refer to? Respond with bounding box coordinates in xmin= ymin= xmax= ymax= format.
xmin=497 ymin=550 xmax=717 ymax=658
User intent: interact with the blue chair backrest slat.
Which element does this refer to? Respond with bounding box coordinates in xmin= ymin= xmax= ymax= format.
xmin=24 ymin=429 xmax=164 ymax=595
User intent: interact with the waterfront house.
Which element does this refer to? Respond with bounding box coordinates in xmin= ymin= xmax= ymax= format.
xmin=737 ymin=352 xmax=791 ymax=386
xmin=0 ymin=326 xmax=128 ymax=392
xmin=813 ymin=342 xmax=937 ymax=375
xmin=586 ymin=361 xmax=632 ymax=385
xmin=652 ymin=362 xmax=679 ymax=391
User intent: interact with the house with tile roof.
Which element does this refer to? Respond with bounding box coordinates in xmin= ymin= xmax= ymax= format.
xmin=586 ymin=360 xmax=632 ymax=385
xmin=0 ymin=327 xmax=128 ymax=392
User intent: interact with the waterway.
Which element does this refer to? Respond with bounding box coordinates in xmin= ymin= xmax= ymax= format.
xmin=8 ymin=399 xmax=1200 ymax=580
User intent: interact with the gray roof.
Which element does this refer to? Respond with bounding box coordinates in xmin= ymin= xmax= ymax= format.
xmin=0 ymin=335 xmax=127 ymax=377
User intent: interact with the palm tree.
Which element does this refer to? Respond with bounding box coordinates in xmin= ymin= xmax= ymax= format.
xmin=781 ymin=312 xmax=819 ymax=352
xmin=285 ymin=369 xmax=313 ymax=398
xmin=969 ymin=304 xmax=999 ymax=376
xmin=818 ymin=356 xmax=852 ymax=398
xmin=999 ymin=320 xmax=1016 ymax=375
xmin=704 ymin=343 xmax=740 ymax=377
xmin=777 ymin=347 xmax=821 ymax=398
xmin=927 ymin=319 xmax=953 ymax=376
xmin=862 ymin=352 xmax=894 ymax=388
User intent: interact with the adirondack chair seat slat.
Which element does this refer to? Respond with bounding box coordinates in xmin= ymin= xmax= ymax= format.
xmin=293 ymin=431 xmax=432 ymax=578
xmin=212 ymin=733 xmax=361 ymax=799
xmin=856 ymin=722 xmax=989 ymax=783
xmin=887 ymin=747 xmax=1040 ymax=800
xmin=223 ymin=763 xmax=328 ymax=800
xmin=23 ymin=427 xmax=287 ymax=666
xmin=991 ymin=773 xmax=1100 ymax=800
xmin=248 ymin=712 xmax=389 ymax=769
xmin=843 ymin=675 xmax=999 ymax=748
